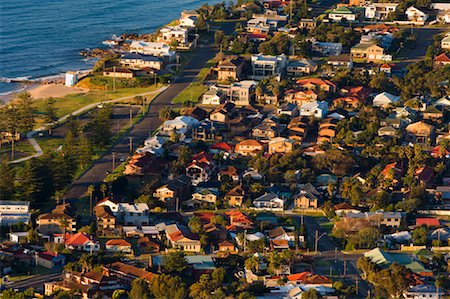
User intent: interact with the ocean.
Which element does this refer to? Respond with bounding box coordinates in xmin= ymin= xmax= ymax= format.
xmin=0 ymin=0 xmax=219 ymax=95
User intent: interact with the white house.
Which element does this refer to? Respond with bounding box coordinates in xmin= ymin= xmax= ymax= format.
xmin=137 ymin=135 xmax=167 ymax=156
xmin=202 ymin=86 xmax=225 ymax=105
xmin=118 ymin=203 xmax=149 ymax=226
xmin=0 ymin=201 xmax=31 ymax=226
xmin=405 ymin=6 xmax=429 ymax=22
xmin=403 ymin=284 xmax=444 ymax=299
xmin=364 ymin=2 xmax=398 ymax=20
xmin=158 ymin=26 xmax=189 ymax=45
xmin=96 ymin=198 xmax=119 ymax=214
xmin=253 ymin=193 xmax=286 ymax=210
xmin=372 ymin=92 xmax=400 ymax=107
xmin=160 ymin=115 xmax=200 ymax=137
xmin=441 ymin=35 xmax=450 ymax=50
xmin=129 ymin=41 xmax=176 ymax=61
xmin=299 ymin=101 xmax=329 ymax=118
xmin=328 ymin=7 xmax=357 ymax=21
xmin=286 ymin=59 xmax=318 ymax=77
xmin=250 ymin=54 xmax=287 ymax=80
xmin=312 ymin=42 xmax=343 ymax=56
xmin=180 ymin=16 xmax=197 ymax=28
xmin=227 ymin=80 xmax=257 ymax=106
xmin=120 ymin=53 xmax=163 ymax=70
xmin=437 ymin=10 xmax=450 ymax=24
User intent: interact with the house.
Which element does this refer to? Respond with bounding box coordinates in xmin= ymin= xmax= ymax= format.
xmin=299 ymin=18 xmax=317 ymax=30
xmin=226 ymin=185 xmax=246 ymax=207
xmin=165 ymin=224 xmax=201 ymax=252
xmin=153 ymin=175 xmax=191 ymax=206
xmin=328 ymin=6 xmax=358 ymax=21
xmin=186 ymin=152 xmax=215 ymax=186
xmin=297 ymin=78 xmax=337 ymax=93
xmin=268 ymin=137 xmax=295 ymax=154
xmin=253 ymin=193 xmax=285 ymax=210
xmin=277 ymin=102 xmax=298 ymax=116
xmin=104 ymin=261 xmax=155 ymax=283
xmin=294 ymin=183 xmax=322 ymax=209
xmin=405 ymin=121 xmax=435 ymax=145
xmin=434 ymin=52 xmax=450 ymax=66
xmin=334 ymin=202 xmax=360 ymax=216
xmin=372 ymin=92 xmax=400 ymax=107
xmin=103 ymin=67 xmax=134 ymax=78
xmin=192 ymin=189 xmax=219 ymax=205
xmin=351 ymin=43 xmax=392 ymax=62
xmin=180 ymin=15 xmax=197 ymax=27
xmin=157 ymin=26 xmax=189 ymax=45
xmin=216 ymin=56 xmax=245 ymax=82
xmin=37 ymin=251 xmax=65 ymax=269
xmin=333 ymin=96 xmax=359 ymax=109
xmin=129 ymin=41 xmax=176 ymax=61
xmin=37 ymin=213 xmax=76 ymax=236
xmin=219 ymin=166 xmax=240 ymax=182
xmin=9 ymin=232 xmax=29 ymax=243
xmin=159 ymin=115 xmax=200 ymax=138
xmin=226 ymin=211 xmax=254 ymax=230
xmin=94 ymin=206 xmax=116 ymax=235
xmin=250 ymin=54 xmax=287 ymax=80
xmin=65 ymin=232 xmax=100 ymax=252
xmin=299 ymin=101 xmax=329 ymax=119
xmin=286 ymin=59 xmax=318 ymax=76
xmin=327 ymin=54 xmax=353 ymax=69
xmin=405 ymin=6 xmax=430 ymax=22
xmin=287 ymin=272 xmax=333 ymax=287
xmin=365 ymin=3 xmax=398 ymax=20
xmin=210 ymin=142 xmax=234 ymax=156
xmin=119 ymin=53 xmax=162 ymax=70
xmin=0 ymin=201 xmax=31 ymax=226
xmin=138 ymin=237 xmax=160 ymax=254
xmin=210 ymin=102 xmax=236 ymax=123
xmin=312 ymin=41 xmax=343 ymax=56
xmin=202 ymin=86 xmax=226 ymax=106
xmin=285 ymin=89 xmax=319 ymax=107
xmin=404 ymin=284 xmax=444 ymax=299
xmin=235 ymin=139 xmax=264 ymax=156
xmin=218 ymin=240 xmax=236 ymax=252
xmin=105 ymin=239 xmax=132 ymax=254
xmin=116 ymin=203 xmax=149 ymax=226
xmin=437 ymin=10 xmax=450 ymax=24
xmin=252 ymin=117 xmax=279 ymax=140
xmin=378 ymin=126 xmax=398 ymax=137
xmin=227 ymin=80 xmax=257 ymax=106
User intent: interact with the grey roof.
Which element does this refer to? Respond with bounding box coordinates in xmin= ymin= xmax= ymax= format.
xmin=254 ymin=192 xmax=280 ymax=202
xmin=122 ymin=53 xmax=162 ymax=62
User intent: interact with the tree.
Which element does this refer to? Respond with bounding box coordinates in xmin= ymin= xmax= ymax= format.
xmin=43 ymin=98 xmax=58 ymax=134
xmin=188 ymin=216 xmax=203 ymax=234
xmin=347 ymin=227 xmax=381 ymax=250
xmin=58 ymin=217 xmax=71 ymax=242
xmin=412 ymin=226 xmax=428 ymax=245
xmin=162 ymin=251 xmax=188 ymax=273
xmin=149 ymin=274 xmax=187 ymax=299
xmin=87 ymin=184 xmax=95 ymax=216
xmin=112 ymin=290 xmax=128 ymax=299
xmin=0 ymin=158 xmax=16 ymax=200
xmin=301 ymin=288 xmax=321 ymax=299
xmin=356 ymin=256 xmax=377 ymax=280
xmin=14 ymin=92 xmax=36 ymax=133
xmin=159 ymin=107 xmax=175 ymax=121
xmin=100 ymin=183 xmax=108 ymax=199
xmin=129 ymin=278 xmax=151 ymax=299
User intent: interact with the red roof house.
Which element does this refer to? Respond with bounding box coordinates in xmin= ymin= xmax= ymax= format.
xmin=416 ymin=218 xmax=440 ymax=227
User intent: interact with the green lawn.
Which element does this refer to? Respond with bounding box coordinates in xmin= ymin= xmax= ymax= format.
xmin=171 ymin=59 xmax=215 ymax=104
xmin=320 ymin=221 xmax=334 ymax=234
xmin=0 ymin=139 xmax=35 ymax=160
xmin=104 ymin=161 xmax=127 ymax=183
xmin=34 ymin=85 xmax=161 ymax=119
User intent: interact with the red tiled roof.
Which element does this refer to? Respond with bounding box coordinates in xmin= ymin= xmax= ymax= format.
xmin=105 ymin=239 xmax=131 ymax=247
xmin=65 ymin=232 xmax=91 ymax=246
xmin=334 ymin=202 xmax=354 ymax=210
xmin=435 ymin=53 xmax=450 ymax=62
xmin=210 ymin=142 xmax=233 ymax=152
xmin=193 ymin=212 xmax=215 ymax=224
xmin=416 ymin=218 xmax=440 ymax=227
xmin=297 ymin=78 xmax=336 ymax=88
xmin=288 ymin=271 xmax=311 ymax=281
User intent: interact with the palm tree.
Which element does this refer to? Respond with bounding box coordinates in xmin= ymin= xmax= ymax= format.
xmin=59 ymin=217 xmax=71 ymax=243
xmin=87 ymin=185 xmax=95 ymax=216
xmin=100 ymin=183 xmax=108 ymax=199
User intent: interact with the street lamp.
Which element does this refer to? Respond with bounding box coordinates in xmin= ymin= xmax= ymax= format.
xmin=315 ymin=230 xmax=326 ymax=254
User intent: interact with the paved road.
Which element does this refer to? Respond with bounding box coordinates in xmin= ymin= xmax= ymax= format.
xmin=5 ymin=273 xmax=61 ymax=291
xmin=397 ymin=27 xmax=447 ymax=64
xmin=63 ymin=41 xmax=218 ymax=201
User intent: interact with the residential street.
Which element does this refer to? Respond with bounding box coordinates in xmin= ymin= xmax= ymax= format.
xmin=63 ymin=36 xmax=220 ymax=201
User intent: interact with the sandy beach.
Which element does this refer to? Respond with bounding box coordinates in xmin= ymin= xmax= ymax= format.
xmin=28 ymin=83 xmax=88 ymax=99
xmin=0 ymin=83 xmax=89 ymax=105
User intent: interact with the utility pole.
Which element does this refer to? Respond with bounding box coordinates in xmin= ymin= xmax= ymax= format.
xmin=10 ymin=138 xmax=14 ymax=160
xmin=113 ymin=66 xmax=116 ymax=92
xmin=128 ymin=137 xmax=133 ymax=153
xmin=343 ymin=260 xmax=347 ymax=276
xmin=290 ymin=0 xmax=293 ymax=25
xmin=112 ymin=152 xmax=116 ymax=171
xmin=315 ymin=230 xmax=318 ymax=253
xmin=142 ymin=97 xmax=146 ymax=115
xmin=129 ymin=108 xmax=133 ymax=124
